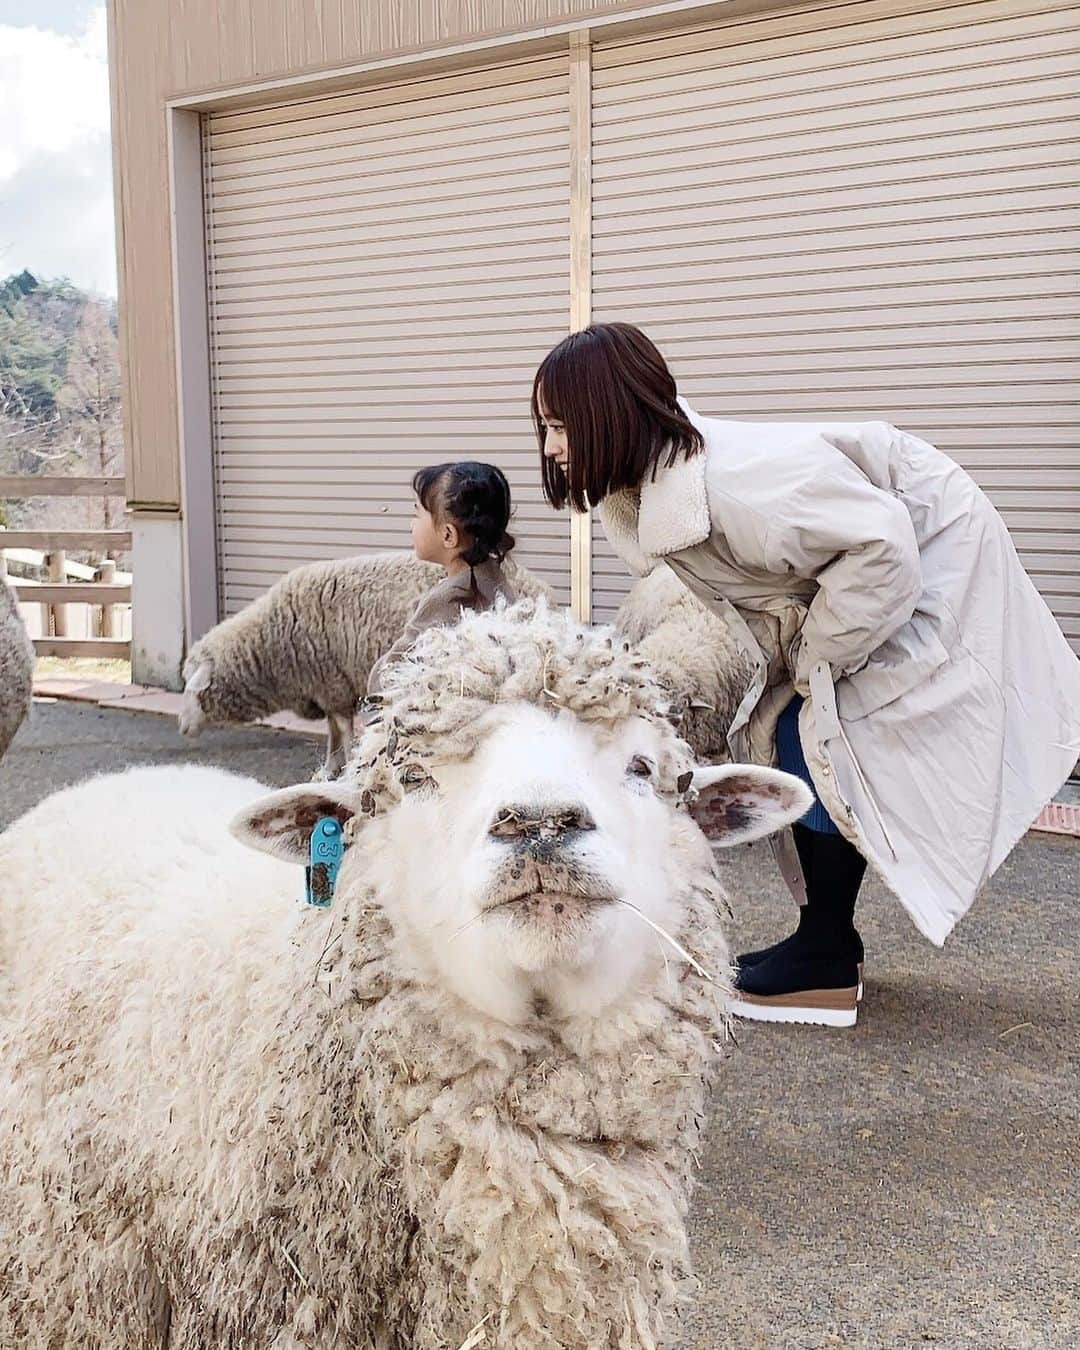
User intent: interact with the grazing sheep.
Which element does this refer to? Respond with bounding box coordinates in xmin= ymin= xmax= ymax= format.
xmin=0 ymin=601 xmax=810 ymax=1350
xmin=179 ymin=551 xmax=550 ymax=776
xmin=616 ymin=564 xmax=757 ymax=762
xmin=0 ymin=575 xmax=33 ymax=761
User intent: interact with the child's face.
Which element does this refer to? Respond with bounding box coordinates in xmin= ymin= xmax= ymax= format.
xmin=411 ymin=497 xmax=459 ymax=566
xmin=538 ymin=402 xmax=569 ymax=472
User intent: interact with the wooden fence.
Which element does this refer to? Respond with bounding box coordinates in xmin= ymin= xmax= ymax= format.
xmin=0 ymin=476 xmax=131 ymax=660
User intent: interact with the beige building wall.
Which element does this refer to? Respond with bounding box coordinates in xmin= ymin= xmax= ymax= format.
xmin=108 ymin=0 xmax=1080 ymax=684
xmin=106 ymin=0 xmax=677 ymax=510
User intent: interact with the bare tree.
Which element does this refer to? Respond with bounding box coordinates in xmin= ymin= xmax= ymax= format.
xmin=0 ymin=370 xmax=66 ymax=481
xmin=59 ymin=301 xmax=124 ymax=553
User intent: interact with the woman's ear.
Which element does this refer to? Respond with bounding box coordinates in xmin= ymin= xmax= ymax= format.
xmin=443 ymin=521 xmax=460 ymax=551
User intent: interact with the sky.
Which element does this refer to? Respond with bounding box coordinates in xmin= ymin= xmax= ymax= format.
xmin=0 ymin=2 xmax=117 ymax=295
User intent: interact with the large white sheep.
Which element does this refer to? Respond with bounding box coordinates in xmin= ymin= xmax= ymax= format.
xmin=179 ymin=552 xmax=551 ymax=777
xmin=0 ymin=601 xmax=810 ymax=1349
xmin=0 ymin=574 xmax=33 ymax=761
xmin=615 ymin=565 xmax=756 ymax=762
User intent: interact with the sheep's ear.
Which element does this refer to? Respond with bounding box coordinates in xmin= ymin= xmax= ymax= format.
xmin=230 ymin=784 xmax=359 ymax=864
xmin=184 ymin=661 xmax=212 ymax=694
xmin=687 ymin=765 xmax=813 ymax=847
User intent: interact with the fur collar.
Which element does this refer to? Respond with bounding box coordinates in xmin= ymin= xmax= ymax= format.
xmin=597 ymin=400 xmax=711 ymax=575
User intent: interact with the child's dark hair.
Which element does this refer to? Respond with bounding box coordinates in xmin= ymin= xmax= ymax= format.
xmin=413 ymin=461 xmax=516 ymax=567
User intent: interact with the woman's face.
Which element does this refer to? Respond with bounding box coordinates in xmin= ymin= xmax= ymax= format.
xmin=538 ymin=404 xmax=569 ymax=473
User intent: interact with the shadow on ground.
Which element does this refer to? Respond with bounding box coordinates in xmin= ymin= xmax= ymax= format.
xmin=3 ymin=701 xmax=1077 ymax=1349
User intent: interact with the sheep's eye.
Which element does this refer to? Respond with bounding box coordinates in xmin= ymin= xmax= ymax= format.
xmin=400 ymin=763 xmax=433 ymax=793
xmin=628 ymin=755 xmax=655 ymax=779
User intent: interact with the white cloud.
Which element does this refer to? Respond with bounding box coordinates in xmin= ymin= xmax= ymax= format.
xmin=0 ymin=6 xmax=116 ymax=294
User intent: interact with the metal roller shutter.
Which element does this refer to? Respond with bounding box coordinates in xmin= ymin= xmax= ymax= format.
xmin=203 ymin=55 xmax=570 ymax=616
xmin=590 ymin=0 xmax=1080 ymax=644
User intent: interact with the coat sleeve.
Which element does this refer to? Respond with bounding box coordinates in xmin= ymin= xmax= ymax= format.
xmin=756 ymin=435 xmax=923 ymax=680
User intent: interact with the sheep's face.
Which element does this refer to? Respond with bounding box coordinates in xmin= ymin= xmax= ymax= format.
xmin=233 ymin=700 xmax=810 ymax=1025
xmin=178 ymin=661 xmax=211 ymax=736
xmin=378 ymin=702 xmax=688 ymax=1016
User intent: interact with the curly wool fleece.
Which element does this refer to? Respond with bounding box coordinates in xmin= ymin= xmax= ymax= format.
xmin=0 ymin=602 xmax=732 ymax=1350
xmin=351 ymin=595 xmax=698 ymax=811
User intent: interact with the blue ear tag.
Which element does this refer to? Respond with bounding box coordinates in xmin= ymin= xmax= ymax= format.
xmin=305 ymin=816 xmax=345 ymax=908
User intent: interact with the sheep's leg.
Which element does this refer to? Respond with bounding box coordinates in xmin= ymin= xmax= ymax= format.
xmin=323 ymin=712 xmax=353 ymax=780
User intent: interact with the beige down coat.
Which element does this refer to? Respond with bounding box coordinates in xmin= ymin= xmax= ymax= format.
xmin=600 ymin=404 xmax=1080 ymax=945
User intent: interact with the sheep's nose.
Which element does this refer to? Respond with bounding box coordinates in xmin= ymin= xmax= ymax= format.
xmin=489 ymin=804 xmax=596 ymax=842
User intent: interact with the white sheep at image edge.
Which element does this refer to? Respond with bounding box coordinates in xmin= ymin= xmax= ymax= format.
xmin=0 ymin=599 xmax=810 ymax=1349
xmin=0 ymin=573 xmax=33 ymax=761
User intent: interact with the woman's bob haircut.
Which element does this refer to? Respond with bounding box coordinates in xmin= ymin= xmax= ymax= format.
xmin=532 ymin=322 xmax=704 ymax=513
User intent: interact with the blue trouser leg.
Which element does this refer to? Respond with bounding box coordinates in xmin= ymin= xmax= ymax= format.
xmin=775 ymin=695 xmax=841 ymax=835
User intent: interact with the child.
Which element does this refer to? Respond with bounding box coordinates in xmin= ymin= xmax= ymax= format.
xmin=366 ymin=461 xmax=517 ymax=696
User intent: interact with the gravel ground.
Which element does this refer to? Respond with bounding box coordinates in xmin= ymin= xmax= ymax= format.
xmin=3 ymin=701 xmax=1077 ymax=1349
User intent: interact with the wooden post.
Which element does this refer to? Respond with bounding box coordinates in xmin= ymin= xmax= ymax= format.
xmin=46 ymin=550 xmax=68 ymax=637
xmin=568 ymin=28 xmax=593 ymax=625
xmin=99 ymin=559 xmax=118 ymax=638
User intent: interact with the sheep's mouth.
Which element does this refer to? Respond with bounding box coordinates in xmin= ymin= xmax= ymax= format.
xmin=481 ymin=858 xmax=617 ymax=932
xmin=482 ymin=890 xmax=615 ymax=926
